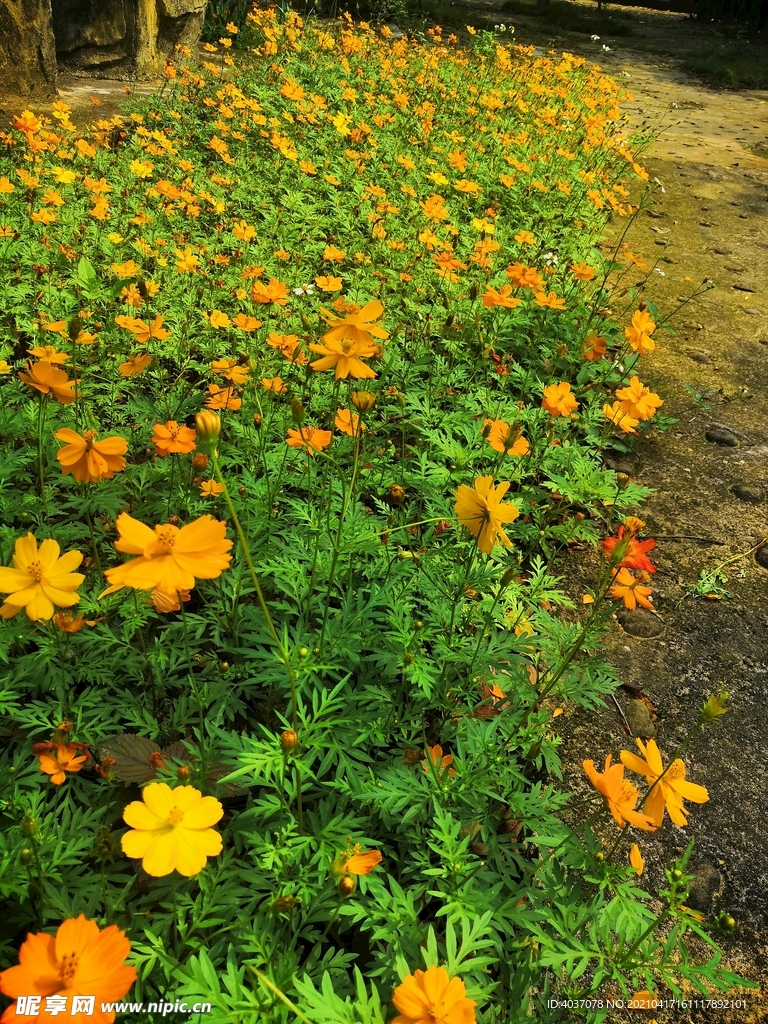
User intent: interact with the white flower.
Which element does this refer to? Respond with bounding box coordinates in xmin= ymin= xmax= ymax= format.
xmin=293 ymin=284 xmax=315 ymax=296
xmin=654 ymin=268 xmax=666 ymax=276
xmin=602 ymin=44 xmax=611 ymax=51
xmin=591 ymin=34 xmax=600 ymax=41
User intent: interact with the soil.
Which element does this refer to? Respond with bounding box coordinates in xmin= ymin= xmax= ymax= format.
xmin=4 ymin=5 xmax=768 ymax=1020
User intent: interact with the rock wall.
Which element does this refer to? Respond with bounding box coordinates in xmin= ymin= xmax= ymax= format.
xmin=0 ymin=0 xmax=58 ymax=109
xmin=0 ymin=0 xmax=206 ymax=97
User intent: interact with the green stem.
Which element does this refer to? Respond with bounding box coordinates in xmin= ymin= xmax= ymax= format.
xmin=179 ymin=600 xmax=208 ymax=784
xmin=37 ymin=395 xmax=49 ymax=516
xmin=211 ymin=452 xmax=303 ymax=833
xmin=247 ymin=967 xmax=315 ymax=1024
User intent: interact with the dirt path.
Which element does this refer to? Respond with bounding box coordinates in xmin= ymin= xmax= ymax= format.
xmin=556 ymin=41 xmax=768 ymax=1024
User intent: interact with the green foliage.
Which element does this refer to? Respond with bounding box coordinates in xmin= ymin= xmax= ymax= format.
xmin=0 ymin=9 xmax=749 ymax=1022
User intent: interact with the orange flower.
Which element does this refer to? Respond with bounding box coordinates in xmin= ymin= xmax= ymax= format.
xmin=28 ymin=344 xmax=68 ymax=364
xmin=151 ymin=420 xmax=196 ymax=456
xmin=583 ymin=332 xmax=606 ymax=361
xmin=454 ymin=476 xmax=519 ymax=554
xmin=534 ymin=290 xmax=566 ymax=310
xmin=483 ymin=419 xmax=529 ymax=456
xmin=602 ymin=401 xmax=639 ymax=434
xmin=128 ymin=314 xmax=171 ymax=344
xmin=609 ymin=568 xmax=653 ymax=610
xmin=118 ymin=353 xmax=152 ymax=377
xmin=207 ymin=309 xmax=231 ymax=329
xmin=53 ymin=611 xmax=97 ymax=632
xmin=250 ymin=277 xmax=290 ymax=305
xmin=19 ymin=360 xmax=80 ymax=404
xmin=582 ymin=755 xmax=658 ymax=831
xmin=55 ymin=428 xmax=128 ymax=483
xmin=541 ymin=382 xmax=578 ymax=417
xmin=481 ymin=284 xmax=522 ymax=309
xmin=211 ymin=359 xmax=250 ymax=385
xmin=102 ymin=513 xmax=232 ymax=594
xmin=620 ymin=739 xmax=709 ymax=827
xmin=629 ymin=843 xmax=644 ymax=876
xmin=285 ymin=426 xmax=332 ymax=455
xmin=506 ymin=262 xmax=543 ymax=290
xmin=615 ymin=377 xmax=663 ymax=421
xmin=334 ymin=845 xmax=383 ymax=876
xmin=262 ymin=376 xmax=287 ymax=393
xmin=421 ymin=745 xmax=455 ymax=780
xmin=309 ymin=336 xmax=378 ymax=380
xmin=624 ymin=309 xmax=656 ymax=355
xmin=38 ymin=743 xmax=88 ymax=785
xmin=335 ymin=409 xmax=365 ymax=436
xmin=231 ymin=313 xmax=262 ymax=332
xmin=315 ymin=275 xmax=343 ymax=291
xmin=392 ymin=966 xmax=476 ymax=1024
xmin=200 ymin=480 xmax=225 ymax=497
xmin=571 ymin=262 xmax=596 ymax=281
xmin=205 ymin=384 xmax=242 ymax=410
xmin=0 ymin=916 xmax=136 ymax=1021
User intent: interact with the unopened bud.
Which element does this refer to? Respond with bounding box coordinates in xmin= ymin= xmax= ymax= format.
xmin=386 ymin=483 xmax=406 ymax=505
xmin=67 ymin=317 xmax=82 ymax=341
xmin=702 ymin=691 xmax=729 ymax=722
xmin=469 ymin=282 xmax=479 ymax=301
xmin=168 ymin=515 xmax=180 ymax=526
xmin=176 ymin=765 xmax=191 ymax=781
xmin=717 ymin=912 xmax=737 ymax=934
xmin=280 ymin=729 xmax=298 ymax=753
xmin=338 ymin=875 xmax=356 ymax=897
xmin=20 ymin=848 xmax=33 ymax=865
xmin=21 ymin=814 xmax=38 ymax=837
xmin=291 ymin=398 xmax=305 ymax=424
xmin=670 ymin=868 xmax=684 ymax=882
xmin=351 ymin=391 xmax=376 ymax=412
xmin=195 ymin=410 xmax=221 ymax=449
xmin=616 ymin=472 xmax=631 ymax=489
xmin=253 ymin=413 xmax=263 ymax=429
xmin=298 ymin=646 xmax=310 ymax=658
xmin=272 ymin=895 xmax=297 ymax=913
xmin=192 ymin=452 xmax=209 ymax=471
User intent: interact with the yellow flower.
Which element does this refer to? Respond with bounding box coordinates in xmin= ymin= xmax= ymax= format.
xmin=629 ymin=843 xmax=644 ymax=876
xmin=483 ymin=419 xmax=528 ymax=456
xmin=121 ymin=782 xmax=223 ymax=877
xmin=620 ymin=739 xmax=709 ymax=827
xmin=102 ymin=513 xmax=232 ymax=594
xmin=392 ymin=965 xmax=476 ymax=1024
xmin=200 ymin=480 xmax=225 ymax=497
xmin=19 ymin=359 xmax=80 ymax=404
xmin=0 ymin=533 xmax=84 ymax=621
xmin=454 ymin=476 xmax=519 ymax=555
xmin=335 ymin=408 xmax=365 ymax=436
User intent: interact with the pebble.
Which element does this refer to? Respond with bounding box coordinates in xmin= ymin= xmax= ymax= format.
xmin=699 ymin=221 xmax=714 ymax=227
xmin=604 ymin=452 xmax=639 ymax=476
xmin=731 ymin=483 xmax=765 ymax=503
xmin=705 ymin=427 xmax=738 ymax=447
xmin=616 ymin=607 xmax=665 ymax=638
xmin=625 ymin=698 xmax=657 ymax=738
xmin=733 ymin=283 xmax=756 ymax=292
xmin=743 ymin=308 xmax=760 ymax=315
xmin=687 ymin=349 xmax=710 ymax=364
xmin=756 ymin=546 xmax=768 ymax=570
xmin=686 ymin=863 xmax=722 ymax=914
xmin=713 ymin=247 xmax=731 ymax=255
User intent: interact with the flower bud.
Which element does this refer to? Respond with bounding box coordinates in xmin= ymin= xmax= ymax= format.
xmin=68 ymin=317 xmax=82 ymax=341
xmin=20 ymin=848 xmax=33 ymax=866
xmin=176 ymin=765 xmax=191 ymax=782
xmin=291 ymin=398 xmax=305 ymax=424
xmin=469 ymin=282 xmax=479 ymax=301
xmin=337 ymin=875 xmax=356 ymax=897
xmin=253 ymin=413 xmax=263 ymax=429
xmin=701 ymin=691 xmax=729 ymax=722
xmin=195 ymin=410 xmax=221 ymax=449
xmin=717 ymin=912 xmax=737 ymax=934
xmin=607 ymin=534 xmax=632 ymax=567
xmin=351 ymin=391 xmax=376 ymax=412
xmin=21 ymin=814 xmax=38 ymax=837
xmin=386 ymin=483 xmax=406 ymax=505
xmin=298 ymin=646 xmax=310 ymax=658
xmin=192 ymin=452 xmax=209 ymax=471
xmin=670 ymin=868 xmax=684 ymax=882
xmin=280 ymin=729 xmax=298 ymax=753
xmin=272 ymin=895 xmax=297 ymax=914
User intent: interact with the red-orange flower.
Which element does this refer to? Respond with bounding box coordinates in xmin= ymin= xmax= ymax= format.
xmin=603 ymin=527 xmax=656 ymax=573
xmin=38 ymin=743 xmax=88 ymax=785
xmin=0 ymin=916 xmax=136 ymax=1023
xmin=421 ymin=745 xmax=455 ymax=780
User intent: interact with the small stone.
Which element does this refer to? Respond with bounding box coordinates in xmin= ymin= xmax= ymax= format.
xmin=604 ymin=451 xmax=638 ymax=476
xmin=705 ymin=427 xmax=738 ymax=447
xmin=616 ymin=607 xmax=665 ymax=638
xmin=733 ymin=283 xmax=756 ymax=293
xmin=686 ymin=863 xmax=722 ymax=914
xmin=647 ymin=210 xmax=666 ymax=218
xmin=743 ymin=308 xmax=760 ymax=315
xmin=713 ymin=248 xmax=731 ymax=255
xmin=624 ymin=699 xmax=657 ymax=738
xmin=699 ymin=221 xmax=713 ymax=228
xmin=731 ymin=483 xmax=764 ymax=503
xmin=724 ymin=266 xmax=746 ymax=273
xmin=687 ymin=349 xmax=710 ymax=364
xmin=756 ymin=546 xmax=768 ymax=570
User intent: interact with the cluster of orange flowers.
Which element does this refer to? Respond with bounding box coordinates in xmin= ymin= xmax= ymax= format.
xmin=605 ymin=516 xmax=657 ymax=610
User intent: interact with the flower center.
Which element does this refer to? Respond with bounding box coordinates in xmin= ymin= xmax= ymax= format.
xmin=168 ymin=424 xmax=180 ymax=439
xmin=340 ymin=338 xmax=354 ymax=353
xmin=167 ymin=808 xmax=184 ymax=826
xmin=83 ymin=430 xmax=97 ymax=448
xmin=154 ymin=526 xmax=176 ymax=551
xmin=59 ymin=951 xmax=79 ymax=987
xmin=667 ymin=760 xmax=685 ymax=781
xmin=27 ymin=559 xmax=44 ymax=582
